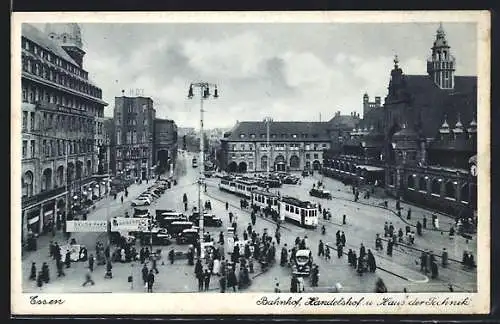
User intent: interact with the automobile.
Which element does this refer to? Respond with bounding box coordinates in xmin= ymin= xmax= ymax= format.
xmin=301 ymin=170 xmax=310 ymax=177
xmin=176 ymin=228 xmax=199 ymax=245
xmin=292 ymin=249 xmax=313 ymax=276
xmin=131 ymin=197 xmax=151 ymax=206
xmin=142 ymin=191 xmax=159 ymax=199
xmin=139 ymin=227 xmax=172 ymax=246
xmin=309 ymin=188 xmax=332 ymax=199
xmin=189 ymin=213 xmax=223 ymax=227
xmin=167 ymin=221 xmax=194 ymax=237
xmin=133 ymin=208 xmax=150 ymax=218
xmin=283 ymin=176 xmax=299 ymax=185
xmin=138 ymin=193 xmax=157 ymax=201
xmin=204 ymin=170 xmax=215 ymax=178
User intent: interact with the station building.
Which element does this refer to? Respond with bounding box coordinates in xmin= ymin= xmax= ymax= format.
xmin=322 ymin=24 xmax=478 ymax=218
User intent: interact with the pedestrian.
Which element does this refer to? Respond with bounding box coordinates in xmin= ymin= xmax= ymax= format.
xmin=65 ymin=251 xmax=71 ymax=268
xmin=121 ymin=195 xmax=124 ymax=204
xmin=41 ymin=262 xmax=50 ymax=283
xmin=340 ymin=232 xmax=346 ymax=247
xmin=140 ymin=247 xmax=145 ymax=264
xmin=169 ymin=249 xmax=175 ymax=265
xmin=152 ymin=257 xmax=159 ymax=274
xmin=104 ymin=260 xmax=113 ymax=279
xmin=367 ymin=249 xmax=376 ymax=272
xmin=352 ymin=251 xmax=358 ymax=269
xmin=227 ymin=269 xmax=237 ymax=292
xmin=88 ymin=254 xmax=94 ymax=272
xmin=375 ymin=278 xmax=387 ymax=293
xmin=441 ymin=248 xmax=448 ymax=268
xmin=420 ymin=251 xmax=428 ymax=273
xmin=342 ymin=214 xmax=346 ymax=225
xmin=430 ymin=261 xmax=438 ymax=279
xmin=359 ymin=243 xmax=366 ymax=259
xmin=274 ymin=282 xmax=281 ymax=293
xmin=204 ymin=269 xmax=211 ymax=291
xmin=416 ymin=221 xmax=422 ymax=236
xmin=142 ymin=264 xmax=149 ymax=286
xmin=82 ymin=269 xmax=95 ymax=286
xmin=56 ymin=259 xmax=65 ymax=277
xmin=337 ymin=242 xmax=343 ymax=258
xmin=49 ymin=241 xmax=55 ymax=259
xmin=29 ymin=262 xmax=37 ymax=280
xmin=407 ymin=208 xmax=412 ymax=220
xmin=290 ymin=275 xmax=298 ymax=293
xmin=226 ymin=201 xmax=229 ymax=211
xmin=318 ymin=240 xmax=325 ymax=257
xmin=423 ymin=216 xmax=427 ymax=229
xmin=147 ymin=270 xmax=155 ymax=293
xmin=36 ymin=270 xmax=44 ymax=288
xmin=387 ymin=239 xmax=393 ymax=257
xmin=383 ymin=222 xmax=389 ymax=237
xmin=325 ymin=246 xmax=331 ymax=260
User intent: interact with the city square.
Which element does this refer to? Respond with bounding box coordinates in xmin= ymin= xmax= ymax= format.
xmin=19 ymin=21 xmax=478 ymax=295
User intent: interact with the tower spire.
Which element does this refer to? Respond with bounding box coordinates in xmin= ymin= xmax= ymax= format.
xmin=427 ymin=23 xmax=455 ymax=89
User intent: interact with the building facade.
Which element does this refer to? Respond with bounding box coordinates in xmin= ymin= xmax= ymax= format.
xmin=323 ymin=24 xmax=477 ymax=218
xmin=153 ymin=118 xmax=178 ymax=175
xmin=220 ymin=121 xmax=331 ymax=173
xmin=21 ymin=23 xmax=108 ymax=240
xmin=113 ymin=95 xmax=156 ymax=180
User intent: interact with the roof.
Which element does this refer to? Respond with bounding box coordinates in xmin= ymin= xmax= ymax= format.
xmin=403 ymin=75 xmax=477 ymax=139
xmin=252 ymin=189 xmax=279 ymax=197
xmin=22 ymin=23 xmax=79 ymax=67
xmin=328 ymin=115 xmax=359 ymax=130
xmin=223 ymin=121 xmax=331 ymax=142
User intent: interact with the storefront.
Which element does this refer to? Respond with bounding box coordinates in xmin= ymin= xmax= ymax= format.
xmin=26 ymin=207 xmax=41 ymax=235
xmin=42 ymin=201 xmax=56 ymax=233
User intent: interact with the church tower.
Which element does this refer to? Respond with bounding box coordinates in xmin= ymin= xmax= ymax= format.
xmin=427 ymin=23 xmax=456 ymax=89
xmin=44 ymin=23 xmax=86 ymax=68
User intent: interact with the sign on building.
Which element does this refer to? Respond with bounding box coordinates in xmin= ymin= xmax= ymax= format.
xmin=110 ymin=217 xmax=149 ymax=232
xmin=66 ymin=220 xmax=108 ymax=232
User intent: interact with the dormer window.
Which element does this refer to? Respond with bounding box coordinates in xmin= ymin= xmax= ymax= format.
xmin=281 ymin=134 xmax=286 ymax=138
xmin=250 ymin=134 xmax=255 ymax=139
xmin=240 ymin=134 xmax=245 ymax=139
xmin=292 ymin=134 xmax=297 ymax=138
xmin=271 ymin=134 xmax=276 ymax=139
xmin=260 ymin=133 xmax=266 ymax=139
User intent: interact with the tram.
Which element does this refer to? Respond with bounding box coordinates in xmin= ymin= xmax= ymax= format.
xmin=279 ymin=196 xmax=318 ymax=229
xmin=251 ymin=189 xmax=282 ymax=221
xmin=218 ymin=176 xmax=258 ymax=199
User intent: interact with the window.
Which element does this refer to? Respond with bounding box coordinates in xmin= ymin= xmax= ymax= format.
xmin=248 ymin=161 xmax=254 ymax=170
xmin=22 ymin=87 xmax=27 ymax=102
xmin=30 ymin=140 xmax=35 ymax=157
xmin=271 ymin=134 xmax=276 ymax=139
xmin=285 ymin=205 xmax=289 ymax=212
xmin=240 ymin=144 xmax=245 ymax=150
xmin=22 ymin=140 xmax=27 ymax=158
xmin=250 ymin=134 xmax=255 ymax=139
xmin=43 ymin=139 xmax=47 ymax=157
xmin=240 ymin=134 xmax=245 ymax=138
xmin=22 ymin=111 xmax=27 ymax=130
xmin=313 ymin=153 xmax=318 ymax=159
xmin=306 ymin=153 xmax=310 ymax=159
xmin=322 ymin=143 xmax=327 ymax=148
xmin=292 ymin=134 xmax=297 ymax=138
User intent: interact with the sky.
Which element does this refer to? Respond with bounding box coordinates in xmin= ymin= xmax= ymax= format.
xmin=38 ymin=22 xmax=477 ymax=129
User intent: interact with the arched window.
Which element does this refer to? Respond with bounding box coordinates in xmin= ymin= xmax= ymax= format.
xmin=22 ymin=171 xmax=34 ymax=198
xmin=41 ymin=168 xmax=52 ymax=192
xmin=431 ymin=179 xmax=441 ymax=195
xmin=418 ymin=177 xmax=427 ymax=191
xmin=56 ymin=166 xmax=64 ymax=187
xmin=407 ymin=175 xmax=415 ymax=189
xmin=260 ymin=155 xmax=268 ymax=171
xmin=445 ymin=181 xmax=456 ymax=199
xmin=290 ymin=155 xmax=300 ymax=168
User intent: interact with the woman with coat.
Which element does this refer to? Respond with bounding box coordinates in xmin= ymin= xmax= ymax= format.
xmin=29 ymin=262 xmax=37 ymax=280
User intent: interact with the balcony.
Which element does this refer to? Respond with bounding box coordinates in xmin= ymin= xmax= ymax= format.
xmin=22 ymin=185 xmax=67 ymax=209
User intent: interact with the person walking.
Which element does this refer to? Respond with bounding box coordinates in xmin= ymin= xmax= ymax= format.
xmin=420 ymin=251 xmax=428 ymax=273
xmin=442 ymin=248 xmax=449 ymax=268
xmin=88 ymin=254 xmax=94 ymax=272
xmin=204 ymin=269 xmax=211 ymax=291
xmin=318 ymin=240 xmax=325 ymax=257
xmin=104 ymin=260 xmax=113 ymax=279
xmin=41 ymin=262 xmax=50 ymax=283
xmin=325 ymin=246 xmax=331 ymax=260
xmin=226 ymin=201 xmax=229 ymax=211
xmin=367 ymin=249 xmax=376 ymax=272
xmin=340 ymin=232 xmax=346 ymax=247
xmin=29 ymin=262 xmax=37 ymax=281
xmin=36 ymin=270 xmax=44 ymax=289
xmin=197 ymin=269 xmax=204 ymax=292
xmin=65 ymin=251 xmax=71 ymax=268
xmin=82 ymin=269 xmax=95 ymax=286
xmin=142 ymin=264 xmax=149 ymax=286
xmin=168 ymin=249 xmax=175 ymax=265
xmin=342 ymin=214 xmax=346 ymax=225
xmin=121 ymin=195 xmax=124 ymax=204
xmin=56 ymin=259 xmax=65 ymax=277
xmin=147 ymin=270 xmax=155 ymax=293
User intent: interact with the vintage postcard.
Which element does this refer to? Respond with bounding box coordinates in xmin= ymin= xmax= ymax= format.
xmin=11 ymin=11 xmax=490 ymax=315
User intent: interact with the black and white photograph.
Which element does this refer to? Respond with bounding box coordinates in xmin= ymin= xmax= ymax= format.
xmin=11 ymin=11 xmax=490 ymax=315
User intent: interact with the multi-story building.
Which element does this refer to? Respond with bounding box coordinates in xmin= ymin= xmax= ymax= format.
xmin=100 ymin=117 xmax=114 ymax=175
xmin=113 ymin=94 xmax=156 ymax=180
xmin=21 ymin=23 xmax=108 ymax=239
xmin=220 ymin=121 xmax=331 ymax=173
xmin=323 ymin=24 xmax=477 ymax=218
xmin=153 ymin=118 xmax=178 ymax=175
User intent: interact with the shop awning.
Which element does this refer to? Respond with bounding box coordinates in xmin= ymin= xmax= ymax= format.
xmin=356 ymin=165 xmax=385 ymax=172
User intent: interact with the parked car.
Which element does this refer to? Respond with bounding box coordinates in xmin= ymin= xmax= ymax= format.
xmin=167 ymin=221 xmax=194 ymax=237
xmin=139 ymin=228 xmax=172 ymax=246
xmin=283 ymin=176 xmax=299 ymax=185
xmin=131 ymin=197 xmax=151 ymax=206
xmin=176 ymin=228 xmax=199 ymax=245
xmin=189 ymin=213 xmax=223 ymax=227
xmin=133 ymin=208 xmax=150 ymax=218
xmin=292 ymin=249 xmax=313 ymax=276
xmin=309 ymin=188 xmax=332 ymax=200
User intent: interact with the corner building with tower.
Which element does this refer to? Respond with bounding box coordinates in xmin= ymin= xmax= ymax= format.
xmin=20 ymin=23 xmax=108 ymax=242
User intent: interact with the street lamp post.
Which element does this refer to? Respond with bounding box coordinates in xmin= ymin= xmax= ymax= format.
xmin=188 ymin=82 xmax=219 ymax=247
xmin=264 ymin=117 xmax=273 ymax=175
